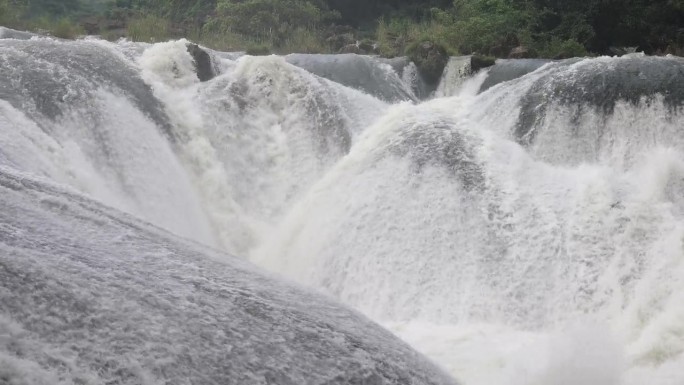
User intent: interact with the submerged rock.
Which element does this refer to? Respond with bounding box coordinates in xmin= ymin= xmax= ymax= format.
xmin=0 ymin=168 xmax=458 ymax=385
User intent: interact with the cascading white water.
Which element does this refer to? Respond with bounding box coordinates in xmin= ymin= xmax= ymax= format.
xmin=435 ymin=56 xmax=474 ymax=97
xmin=136 ymin=40 xmax=387 ymax=254
xmin=2 ymin=31 xmax=684 ymax=385
xmin=253 ymin=56 xmax=684 ymax=384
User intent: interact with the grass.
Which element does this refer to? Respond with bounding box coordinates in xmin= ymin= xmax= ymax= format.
xmin=126 ymin=14 xmax=170 ymax=43
xmin=10 ymin=16 xmax=85 ymax=39
xmin=50 ymin=17 xmax=86 ymax=39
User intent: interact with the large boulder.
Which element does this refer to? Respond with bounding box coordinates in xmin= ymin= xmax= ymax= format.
xmin=0 ymin=168 xmax=458 ymax=385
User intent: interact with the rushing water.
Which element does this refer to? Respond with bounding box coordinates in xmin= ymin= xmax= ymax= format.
xmin=1 ymin=30 xmax=684 ymax=385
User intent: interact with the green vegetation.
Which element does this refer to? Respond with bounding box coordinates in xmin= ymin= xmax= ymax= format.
xmin=0 ymin=0 xmax=682 ymax=57
xmin=1 ymin=0 xmax=24 ymax=27
xmin=126 ymin=14 xmax=169 ymax=42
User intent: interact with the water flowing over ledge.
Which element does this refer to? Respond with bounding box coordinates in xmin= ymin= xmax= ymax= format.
xmin=1 ymin=31 xmax=684 ymax=385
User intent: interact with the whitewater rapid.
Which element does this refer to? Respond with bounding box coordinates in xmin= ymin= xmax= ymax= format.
xmin=2 ymin=31 xmax=684 ymax=385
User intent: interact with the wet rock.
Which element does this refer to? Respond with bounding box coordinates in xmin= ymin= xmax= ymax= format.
xmin=479 ymin=58 xmax=551 ymax=93
xmin=514 ymin=56 xmax=684 ymax=145
xmin=471 ymin=55 xmax=496 ymax=72
xmin=0 ymin=169 xmax=459 ymax=385
xmin=186 ymin=43 xmax=216 ymax=82
xmin=286 ymin=54 xmax=416 ymax=102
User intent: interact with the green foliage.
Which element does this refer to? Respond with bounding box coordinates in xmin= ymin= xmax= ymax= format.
xmin=0 ymin=0 xmax=28 ymax=27
xmin=3 ymin=0 xmax=683 ymax=56
xmin=5 ymin=14 xmax=85 ymax=39
xmin=376 ymin=16 xmax=452 ymax=57
xmin=36 ymin=0 xmax=82 ymax=16
xmin=0 ymin=0 xmax=13 ymax=25
xmin=245 ymin=43 xmax=271 ymax=55
xmin=199 ymin=0 xmax=337 ymax=52
xmin=127 ymin=14 xmax=170 ymax=42
xmin=280 ymin=27 xmax=327 ymax=53
xmin=51 ymin=17 xmax=85 ymax=38
xmin=188 ymin=27 xmax=247 ymax=51
xmin=441 ymin=0 xmax=535 ymax=56
xmin=209 ymin=0 xmax=335 ymax=48
xmin=536 ymin=38 xmax=588 ymax=59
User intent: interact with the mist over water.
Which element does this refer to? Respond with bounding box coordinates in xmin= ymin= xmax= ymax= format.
xmin=1 ymin=31 xmax=684 ymax=384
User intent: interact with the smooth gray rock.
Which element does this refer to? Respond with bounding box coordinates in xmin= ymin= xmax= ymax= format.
xmin=0 ymin=168 xmax=458 ymax=385
xmin=515 ymin=56 xmax=684 ymax=144
xmin=286 ymin=53 xmax=416 ymax=102
xmin=479 ymin=58 xmax=551 ymax=93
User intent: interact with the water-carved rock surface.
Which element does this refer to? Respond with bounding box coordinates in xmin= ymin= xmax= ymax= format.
xmin=0 ymin=168 xmax=458 ymax=385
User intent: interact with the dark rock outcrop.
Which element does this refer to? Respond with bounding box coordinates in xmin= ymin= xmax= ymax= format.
xmin=186 ymin=43 xmax=216 ymax=82
xmin=470 ymin=55 xmax=497 ymax=72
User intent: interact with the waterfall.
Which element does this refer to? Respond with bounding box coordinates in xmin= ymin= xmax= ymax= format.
xmin=2 ymin=32 xmax=684 ymax=385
